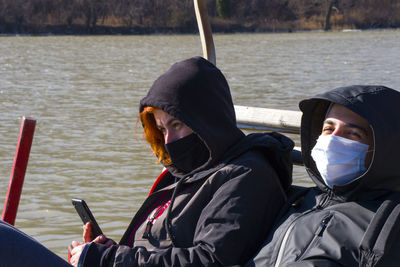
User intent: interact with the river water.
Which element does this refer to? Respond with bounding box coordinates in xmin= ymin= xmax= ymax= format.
xmin=0 ymin=30 xmax=399 ymax=258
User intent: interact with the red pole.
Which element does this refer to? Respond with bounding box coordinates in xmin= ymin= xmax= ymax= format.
xmin=1 ymin=116 xmax=36 ymax=225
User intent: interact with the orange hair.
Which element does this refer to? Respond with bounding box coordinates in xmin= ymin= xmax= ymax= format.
xmin=139 ymin=107 xmax=171 ymax=165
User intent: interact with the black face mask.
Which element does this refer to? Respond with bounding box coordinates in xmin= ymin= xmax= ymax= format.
xmin=165 ymin=133 xmax=209 ymax=174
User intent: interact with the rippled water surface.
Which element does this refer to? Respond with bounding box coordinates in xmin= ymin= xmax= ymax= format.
xmin=0 ymin=30 xmax=399 ymax=258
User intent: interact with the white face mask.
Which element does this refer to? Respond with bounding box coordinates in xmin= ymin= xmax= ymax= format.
xmin=311 ymin=135 xmax=369 ymax=188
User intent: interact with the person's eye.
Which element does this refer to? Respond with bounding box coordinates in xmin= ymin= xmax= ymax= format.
xmin=349 ymin=131 xmax=362 ymax=138
xmin=172 ymin=121 xmax=182 ymax=129
xmin=322 ymin=126 xmax=333 ymax=133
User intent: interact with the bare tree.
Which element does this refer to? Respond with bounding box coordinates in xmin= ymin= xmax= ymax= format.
xmin=77 ymin=0 xmax=108 ymax=32
xmin=324 ymin=0 xmax=339 ymax=31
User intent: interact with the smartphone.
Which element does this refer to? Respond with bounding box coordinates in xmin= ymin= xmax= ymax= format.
xmin=72 ymin=198 xmax=103 ymax=238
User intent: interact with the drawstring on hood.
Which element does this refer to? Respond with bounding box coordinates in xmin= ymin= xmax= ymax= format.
xmin=165 ymin=177 xmax=184 ymax=246
xmin=299 ymin=85 xmax=400 ymax=199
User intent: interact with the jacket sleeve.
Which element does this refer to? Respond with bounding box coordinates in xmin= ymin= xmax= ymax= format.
xmin=285 ymin=259 xmax=345 ymax=267
xmin=82 ymin=153 xmax=287 ymax=266
xmin=359 ymin=200 xmax=400 ymax=267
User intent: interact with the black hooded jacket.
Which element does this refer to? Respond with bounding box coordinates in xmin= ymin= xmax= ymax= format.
xmin=247 ymin=85 xmax=400 ymax=266
xmin=79 ymin=57 xmax=294 ymax=266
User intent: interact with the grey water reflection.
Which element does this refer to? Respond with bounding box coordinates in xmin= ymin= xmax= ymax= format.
xmin=0 ymin=30 xmax=399 ymax=258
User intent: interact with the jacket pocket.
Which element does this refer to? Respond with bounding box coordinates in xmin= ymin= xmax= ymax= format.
xmin=295 ymin=214 xmax=333 ymax=261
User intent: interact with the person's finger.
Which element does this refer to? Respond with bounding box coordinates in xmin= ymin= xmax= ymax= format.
xmin=70 ymin=240 xmax=82 ymax=249
xmin=71 ymin=243 xmax=85 ymax=255
xmin=92 ymin=234 xmax=106 ymax=243
xmin=83 ymin=222 xmax=92 ymax=242
xmin=104 ymin=239 xmax=115 ymax=247
xmin=68 ymin=245 xmax=72 ymax=263
xmin=70 ymin=244 xmax=85 ymax=266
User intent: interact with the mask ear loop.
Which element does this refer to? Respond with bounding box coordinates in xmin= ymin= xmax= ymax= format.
xmin=364 ymin=126 xmax=376 ymax=172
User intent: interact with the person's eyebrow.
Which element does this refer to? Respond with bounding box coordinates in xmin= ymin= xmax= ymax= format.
xmin=165 ymin=117 xmax=179 ymax=127
xmin=323 ymin=120 xmax=335 ymax=126
xmin=155 ymin=116 xmax=178 ymax=129
xmin=346 ymin=122 xmax=369 ymax=136
xmin=323 ymin=119 xmax=369 ymax=136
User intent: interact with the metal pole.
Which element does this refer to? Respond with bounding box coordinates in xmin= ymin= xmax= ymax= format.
xmin=2 ymin=116 xmax=36 ymax=225
xmin=194 ymin=0 xmax=216 ymax=65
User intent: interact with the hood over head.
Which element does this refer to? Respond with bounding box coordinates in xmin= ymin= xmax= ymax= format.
xmin=299 ymin=85 xmax=400 ymax=198
xmin=224 ymin=132 xmax=294 ymax=192
xmin=140 ymin=57 xmax=244 ymax=177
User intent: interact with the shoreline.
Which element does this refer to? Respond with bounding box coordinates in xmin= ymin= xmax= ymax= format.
xmin=0 ymin=25 xmax=399 ymax=37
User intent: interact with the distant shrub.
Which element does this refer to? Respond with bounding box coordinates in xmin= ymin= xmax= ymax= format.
xmin=0 ymin=0 xmax=398 ymax=34
xmin=216 ymin=0 xmax=231 ymax=19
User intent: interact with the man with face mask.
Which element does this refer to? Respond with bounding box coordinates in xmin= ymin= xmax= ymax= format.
xmin=247 ymin=85 xmax=400 ymax=266
xmin=311 ymin=102 xmax=374 ymax=188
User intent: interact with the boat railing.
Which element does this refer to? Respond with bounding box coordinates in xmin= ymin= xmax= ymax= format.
xmin=235 ymin=105 xmax=301 ymax=134
xmin=194 ymin=0 xmax=303 ymax=165
xmin=235 ymin=105 xmax=303 ymax=165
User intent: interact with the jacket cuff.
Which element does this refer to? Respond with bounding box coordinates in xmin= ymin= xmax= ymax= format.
xmin=79 ymin=242 xmax=109 ymax=267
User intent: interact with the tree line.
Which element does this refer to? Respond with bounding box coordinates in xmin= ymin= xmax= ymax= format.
xmin=0 ymin=0 xmax=399 ymax=34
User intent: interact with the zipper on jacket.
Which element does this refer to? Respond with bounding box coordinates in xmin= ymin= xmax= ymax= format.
xmin=142 ymin=209 xmax=158 ymax=239
xmin=316 ymin=189 xmax=334 ymax=209
xmin=294 ymin=214 xmax=334 ymax=262
xmin=314 ymin=214 xmax=332 ymax=236
xmin=274 ymin=207 xmax=316 ymax=267
xmin=142 ymin=200 xmax=171 ymax=239
xmin=275 ymin=221 xmax=296 ymax=267
xmin=274 ymin=192 xmax=333 ymax=267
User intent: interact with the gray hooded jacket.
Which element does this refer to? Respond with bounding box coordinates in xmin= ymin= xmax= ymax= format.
xmin=247 ymin=85 xmax=400 ymax=267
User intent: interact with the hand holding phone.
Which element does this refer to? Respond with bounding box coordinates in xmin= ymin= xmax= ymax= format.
xmin=72 ymin=198 xmax=103 ymax=239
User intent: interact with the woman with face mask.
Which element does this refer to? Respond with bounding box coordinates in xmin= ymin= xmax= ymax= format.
xmin=69 ymin=57 xmax=294 ymax=266
xmin=247 ymin=85 xmax=400 ymax=266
